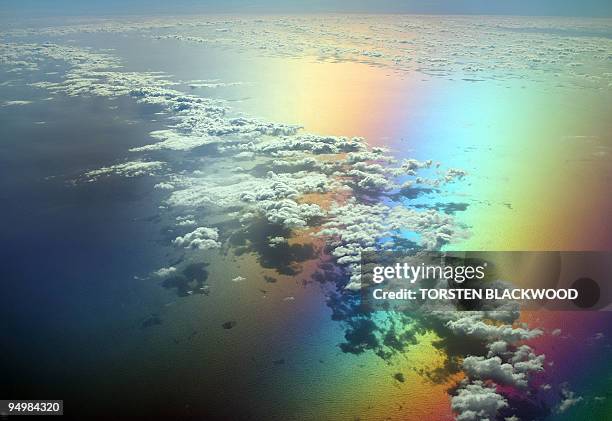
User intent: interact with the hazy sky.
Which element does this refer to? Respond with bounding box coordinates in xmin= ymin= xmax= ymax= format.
xmin=1 ymin=0 xmax=611 ymax=18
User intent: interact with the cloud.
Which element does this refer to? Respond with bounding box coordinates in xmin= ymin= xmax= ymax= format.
xmin=344 ymin=149 xmax=392 ymax=164
xmin=252 ymin=133 xmax=365 ymax=155
xmin=130 ymin=129 xmax=218 ymax=151
xmin=2 ymin=100 xmax=32 ymax=106
xmin=487 ymin=340 xmax=509 ymax=357
xmin=173 ymin=226 xmax=220 ymax=249
xmin=510 ymin=345 xmax=544 ymax=367
xmin=451 ymin=380 xmax=508 ymax=421
xmin=317 ymin=199 xmax=467 ymax=290
xmin=463 ymin=355 xmax=528 ymax=387
xmin=255 ymin=199 xmax=325 ymax=228
xmin=268 ymin=236 xmax=287 ymax=247
xmin=444 ymin=168 xmax=468 ymax=183
xmin=347 ymin=169 xmax=396 ymax=191
xmin=186 ymin=79 xmax=244 ymax=89
xmin=446 ymin=314 xmax=543 ymax=343
xmin=270 ymin=156 xmax=327 ymax=172
xmin=166 ymin=173 xmax=265 ymax=209
xmin=175 ymin=215 xmax=196 ymax=226
xmin=5 ymin=15 xmax=612 ymax=90
xmin=84 ymin=160 xmax=165 ymax=180
xmin=154 ymin=182 xmax=175 ymax=190
xmin=154 ymin=266 xmax=177 ymax=277
xmin=557 ymin=384 xmax=583 ymax=413
xmin=388 ymin=207 xmax=461 ymax=249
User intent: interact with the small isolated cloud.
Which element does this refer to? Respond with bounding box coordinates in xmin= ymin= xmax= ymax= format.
xmin=173 ymin=226 xmax=220 ymax=250
xmin=268 ymin=236 xmax=287 ymax=247
xmin=154 ymin=182 xmax=175 ymax=190
xmin=175 ymin=215 xmax=196 ymax=226
xmin=186 ymin=79 xmax=244 ymax=89
xmin=444 ymin=168 xmax=467 ymax=183
xmin=130 ymin=129 xmax=217 ymax=152
xmin=2 ymin=100 xmax=32 ymax=106
xmin=557 ymin=384 xmax=583 ymax=413
xmin=154 ymin=266 xmax=177 ymax=277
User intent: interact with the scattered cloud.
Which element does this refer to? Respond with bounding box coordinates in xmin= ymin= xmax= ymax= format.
xmin=84 ymin=160 xmax=165 ymax=180
xmin=173 ymin=226 xmax=220 ymax=250
xmin=557 ymin=384 xmax=583 ymax=413
xmin=2 ymin=100 xmax=32 ymax=106
xmin=154 ymin=266 xmax=177 ymax=277
xmin=451 ymin=380 xmax=508 ymax=421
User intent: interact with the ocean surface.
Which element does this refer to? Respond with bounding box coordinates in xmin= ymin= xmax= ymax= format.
xmin=1 ymin=15 xmax=611 ymax=419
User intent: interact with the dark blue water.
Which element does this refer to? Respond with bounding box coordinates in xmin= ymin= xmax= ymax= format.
xmin=0 ymin=83 xmax=180 ymax=412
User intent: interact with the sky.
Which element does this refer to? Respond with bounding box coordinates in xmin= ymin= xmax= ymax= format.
xmin=1 ymin=0 xmax=612 ymax=18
